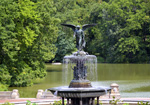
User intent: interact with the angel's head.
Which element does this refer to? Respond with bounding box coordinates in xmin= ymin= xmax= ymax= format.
xmin=76 ymin=25 xmax=80 ymax=30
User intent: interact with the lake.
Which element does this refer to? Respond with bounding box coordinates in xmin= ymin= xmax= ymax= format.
xmin=9 ymin=63 xmax=150 ymax=98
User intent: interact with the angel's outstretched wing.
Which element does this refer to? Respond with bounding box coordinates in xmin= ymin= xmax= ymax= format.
xmin=61 ymin=24 xmax=76 ymax=32
xmin=82 ymin=24 xmax=97 ymax=31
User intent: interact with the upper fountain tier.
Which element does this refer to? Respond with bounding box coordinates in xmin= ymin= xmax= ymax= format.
xmin=64 ymin=51 xmax=97 ymax=60
xmin=63 ymin=51 xmax=97 ymax=88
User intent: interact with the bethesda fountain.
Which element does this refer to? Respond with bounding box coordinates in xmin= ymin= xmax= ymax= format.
xmin=48 ymin=24 xmax=111 ymax=105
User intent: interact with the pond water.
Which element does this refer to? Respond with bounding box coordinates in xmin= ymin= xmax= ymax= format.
xmin=9 ymin=63 xmax=150 ymax=98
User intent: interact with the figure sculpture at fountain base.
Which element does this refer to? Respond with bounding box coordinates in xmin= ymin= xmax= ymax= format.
xmin=68 ymin=51 xmax=92 ymax=88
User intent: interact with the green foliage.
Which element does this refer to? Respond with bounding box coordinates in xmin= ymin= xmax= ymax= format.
xmin=33 ymin=77 xmax=44 ymax=84
xmin=123 ymin=104 xmax=129 ymax=105
xmin=0 ymin=0 xmax=20 ymax=86
xmin=0 ymin=65 xmax=11 ymax=85
xmin=54 ymin=31 xmax=76 ymax=62
xmin=0 ymin=0 xmax=59 ymax=87
xmin=52 ymin=0 xmax=150 ymax=63
xmin=26 ymin=100 xmax=37 ymax=105
xmin=2 ymin=102 xmax=14 ymax=105
xmin=52 ymin=100 xmax=67 ymax=105
xmin=112 ymin=37 xmax=149 ymax=63
xmin=88 ymin=0 xmax=150 ymax=63
xmin=0 ymin=84 xmax=8 ymax=91
xmin=109 ymin=97 xmax=130 ymax=105
xmin=97 ymin=56 xmax=105 ymax=63
xmin=52 ymin=100 xmax=65 ymax=105
xmin=17 ymin=0 xmax=39 ymax=48
xmin=138 ymin=101 xmax=149 ymax=105
xmin=109 ymin=96 xmax=121 ymax=105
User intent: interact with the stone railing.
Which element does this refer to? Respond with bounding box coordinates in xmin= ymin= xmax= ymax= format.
xmin=36 ymin=89 xmax=60 ymax=99
xmin=0 ymin=89 xmax=19 ymax=99
xmin=101 ymin=83 xmax=121 ymax=99
xmin=109 ymin=83 xmax=120 ymax=99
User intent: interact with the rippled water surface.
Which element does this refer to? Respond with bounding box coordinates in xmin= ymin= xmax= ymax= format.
xmin=9 ymin=64 xmax=150 ymax=98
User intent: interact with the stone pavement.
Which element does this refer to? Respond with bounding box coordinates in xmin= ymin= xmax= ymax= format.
xmin=0 ymin=98 xmax=150 ymax=105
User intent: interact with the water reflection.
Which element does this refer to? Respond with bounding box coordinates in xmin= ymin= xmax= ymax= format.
xmin=9 ymin=63 xmax=150 ymax=98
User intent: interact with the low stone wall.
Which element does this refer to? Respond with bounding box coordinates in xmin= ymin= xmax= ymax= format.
xmin=0 ymin=89 xmax=19 ymax=99
xmin=99 ymin=83 xmax=121 ymax=99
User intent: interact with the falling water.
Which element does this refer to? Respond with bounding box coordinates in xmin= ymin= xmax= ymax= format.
xmin=41 ymin=89 xmax=47 ymax=98
xmin=62 ymin=52 xmax=97 ymax=85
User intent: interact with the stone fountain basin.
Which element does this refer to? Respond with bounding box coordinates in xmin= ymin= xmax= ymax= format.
xmin=48 ymin=86 xmax=111 ymax=98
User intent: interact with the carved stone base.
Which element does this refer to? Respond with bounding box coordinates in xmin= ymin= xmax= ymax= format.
xmin=69 ymin=80 xmax=92 ymax=88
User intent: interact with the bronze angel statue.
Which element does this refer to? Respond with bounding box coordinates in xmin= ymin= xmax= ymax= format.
xmin=61 ymin=24 xmax=97 ymax=51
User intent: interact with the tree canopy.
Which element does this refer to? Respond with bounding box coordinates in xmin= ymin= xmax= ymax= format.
xmin=0 ymin=0 xmax=59 ymax=87
xmin=53 ymin=0 xmax=150 ymax=63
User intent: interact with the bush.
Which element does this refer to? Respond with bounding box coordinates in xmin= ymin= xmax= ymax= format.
xmin=0 ymin=84 xmax=8 ymax=91
xmin=97 ymin=56 xmax=105 ymax=63
xmin=0 ymin=64 xmax=11 ymax=85
xmin=2 ymin=102 xmax=14 ymax=105
xmin=52 ymin=100 xmax=62 ymax=105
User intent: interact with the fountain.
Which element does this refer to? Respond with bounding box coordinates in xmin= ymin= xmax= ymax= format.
xmin=48 ymin=24 xmax=111 ymax=105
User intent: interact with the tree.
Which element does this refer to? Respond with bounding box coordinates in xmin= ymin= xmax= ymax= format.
xmin=0 ymin=0 xmax=60 ymax=87
xmin=0 ymin=0 xmax=20 ymax=86
xmin=54 ymin=31 xmax=76 ymax=62
xmin=88 ymin=0 xmax=150 ymax=63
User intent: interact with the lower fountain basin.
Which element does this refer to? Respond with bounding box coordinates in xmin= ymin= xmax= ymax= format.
xmin=48 ymin=86 xmax=111 ymax=98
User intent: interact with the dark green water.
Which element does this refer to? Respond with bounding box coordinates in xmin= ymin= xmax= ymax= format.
xmin=9 ymin=64 xmax=150 ymax=98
